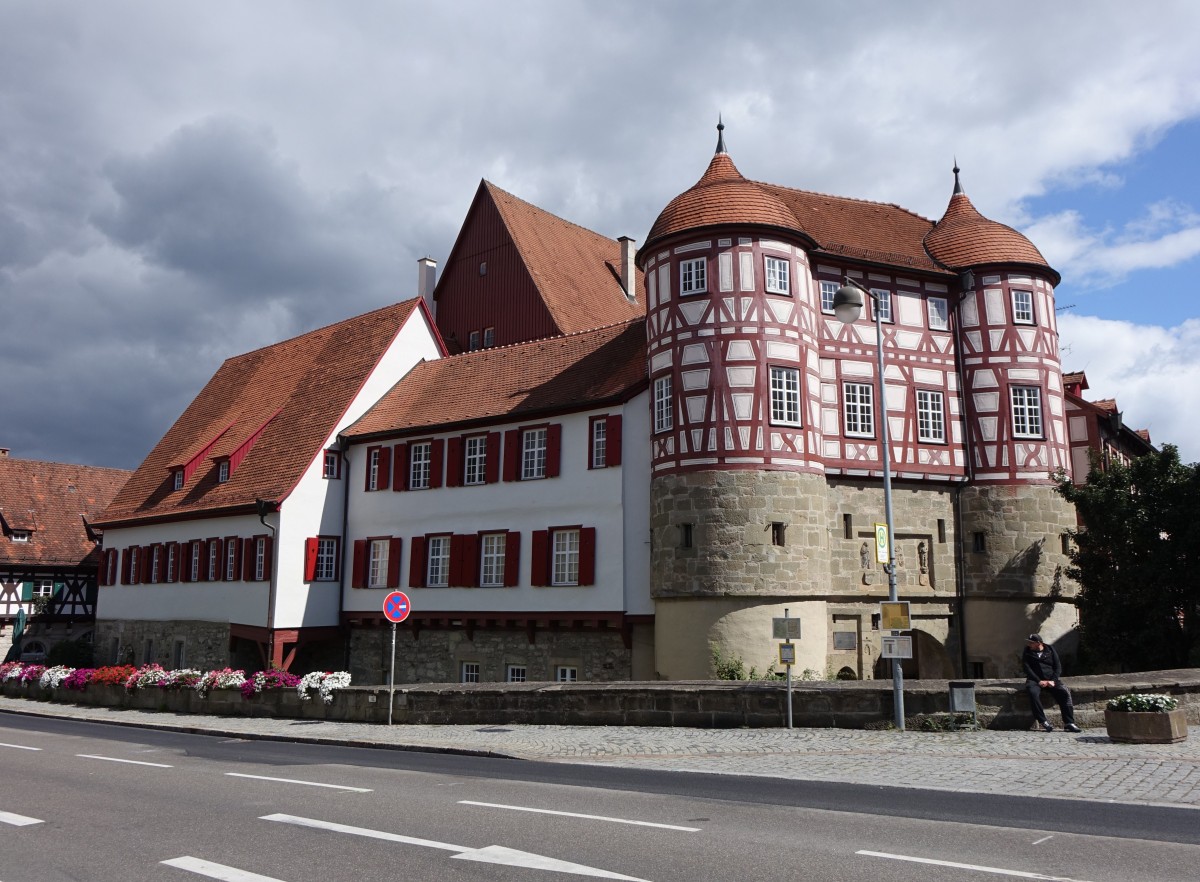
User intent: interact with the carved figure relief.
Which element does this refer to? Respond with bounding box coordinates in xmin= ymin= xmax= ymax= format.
xmin=859 ymin=542 xmax=870 ymax=570
xmin=918 ymin=541 xmax=928 ymax=574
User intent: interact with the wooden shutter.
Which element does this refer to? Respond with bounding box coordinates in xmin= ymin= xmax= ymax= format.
xmin=430 ymin=439 xmax=444 ymax=488
xmin=449 ymin=534 xmax=465 ymax=587
xmin=179 ymin=542 xmax=191 ymax=583
xmin=446 ymin=437 xmax=464 ymax=488
xmin=546 ymin=424 xmax=562 ymax=478
xmin=170 ymin=542 xmax=182 ymax=582
xmin=462 ymin=534 xmax=479 ymax=587
xmin=607 ymin=415 xmax=622 ymax=466
xmin=98 ymin=551 xmax=108 ymax=586
xmin=579 ymin=527 xmax=597 ymax=585
xmin=142 ymin=546 xmax=154 ymax=582
xmin=408 ymin=535 xmax=426 ymax=587
xmin=392 ymin=443 xmax=408 ymax=491
xmin=242 ymin=538 xmax=256 ymax=581
xmin=485 ymin=432 xmax=501 ymax=484
xmin=120 ymin=548 xmax=131 ymax=585
xmin=304 ymin=537 xmax=319 ymax=581
xmin=503 ymin=429 xmax=521 ymax=482
xmin=351 ymin=539 xmax=367 ymax=588
xmin=504 ymin=531 xmax=521 ymax=587
xmin=387 ymin=537 xmax=403 ymax=588
xmin=377 ymin=446 xmax=391 ymax=489
xmin=262 ymin=536 xmax=274 ymax=581
xmin=531 ymin=530 xmax=549 ymax=586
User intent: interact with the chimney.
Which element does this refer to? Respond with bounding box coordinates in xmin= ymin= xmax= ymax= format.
xmin=618 ymin=236 xmax=636 ymax=303
xmin=417 ymin=257 xmax=438 ymax=316
xmin=0 ymin=448 xmax=9 ymax=457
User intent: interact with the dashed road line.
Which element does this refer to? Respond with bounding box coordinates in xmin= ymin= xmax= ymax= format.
xmin=857 ymin=850 xmax=1094 ymax=881
xmin=225 ymin=772 xmax=371 ymax=792
xmin=0 ymin=742 xmax=41 ymax=751
xmin=459 ymin=799 xmax=700 ymax=831
xmin=0 ymin=811 xmax=43 ymax=827
xmin=161 ymin=856 xmax=287 ymax=881
xmin=76 ymin=753 xmax=173 ymax=768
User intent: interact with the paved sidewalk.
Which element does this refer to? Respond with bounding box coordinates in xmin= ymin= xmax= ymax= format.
xmin=3 ymin=696 xmax=1198 ymax=809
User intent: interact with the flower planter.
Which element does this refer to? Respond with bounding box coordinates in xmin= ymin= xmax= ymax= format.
xmin=1104 ymin=708 xmax=1188 ymax=744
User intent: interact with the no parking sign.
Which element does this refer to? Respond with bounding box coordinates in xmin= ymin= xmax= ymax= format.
xmin=383 ymin=591 xmax=411 ymax=623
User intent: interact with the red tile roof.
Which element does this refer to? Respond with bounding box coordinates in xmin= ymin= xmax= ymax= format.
xmin=345 ymin=319 xmax=646 ymax=439
xmin=0 ymin=456 xmax=130 ymax=568
xmin=97 ymin=299 xmax=424 ymax=527
xmin=925 ymin=193 xmax=1057 ymax=281
xmin=484 ymin=183 xmax=646 ymax=334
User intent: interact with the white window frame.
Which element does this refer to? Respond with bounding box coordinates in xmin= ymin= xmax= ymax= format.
xmin=555 ymin=666 xmax=578 ymax=682
xmin=927 ymin=296 xmax=949 ymax=331
xmin=207 ymin=542 xmax=219 ymax=580
xmin=173 ymin=470 xmax=184 ymax=491
xmin=506 ymin=665 xmax=527 ymax=683
xmin=591 ymin=418 xmax=607 ymax=468
xmin=11 ymin=531 xmax=29 ymax=543
xmin=166 ymin=543 xmax=177 ymax=582
xmin=189 ymin=541 xmax=201 ymax=581
xmin=769 ymin=366 xmax=802 ymax=426
xmin=1011 ymin=386 xmax=1043 ymax=438
xmin=654 ymin=375 xmax=673 ymax=434
xmin=464 ymin=436 xmax=487 ymax=485
xmin=1012 ymin=289 xmax=1034 ymax=324
xmin=521 ymin=428 xmax=547 ymax=480
xmin=367 ymin=448 xmax=381 ymax=490
xmin=225 ymin=541 xmax=238 ymax=581
xmin=368 ymin=538 xmax=389 ymax=588
xmin=461 ymin=662 xmax=480 ymax=683
xmin=483 ymin=327 xmax=495 ymax=348
xmin=409 ymin=441 xmax=431 ymax=490
xmin=764 ymin=256 xmax=790 ymax=295
xmin=217 ymin=460 xmax=230 ymax=483
xmin=871 ymin=289 xmax=893 ymax=323
xmin=916 ymin=390 xmax=946 ymax=443
xmin=468 ymin=330 xmax=481 ymax=351
xmin=31 ymin=579 xmax=54 ymax=599
xmin=551 ymin=529 xmax=580 ymax=587
xmin=254 ymin=537 xmax=266 ymax=581
xmin=315 ymin=537 xmax=338 ymax=581
xmin=150 ymin=545 xmax=162 ymax=583
xmin=480 ymin=532 xmax=506 ymax=587
xmin=820 ymin=280 xmax=838 ymax=314
xmin=426 ymin=535 xmax=450 ymax=588
xmin=322 ymin=450 xmax=340 ymax=479
xmin=844 ymin=382 xmax=875 ymax=438
xmin=679 ymin=257 xmax=707 ymax=295
xmin=129 ymin=549 xmax=139 ymax=583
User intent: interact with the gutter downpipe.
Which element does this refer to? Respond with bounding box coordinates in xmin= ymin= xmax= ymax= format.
xmin=337 ymin=438 xmax=353 ymax=673
xmin=255 ymin=497 xmax=279 ymax=667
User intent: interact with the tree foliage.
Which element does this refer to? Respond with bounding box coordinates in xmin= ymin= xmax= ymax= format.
xmin=1056 ymin=445 xmax=1200 ymax=671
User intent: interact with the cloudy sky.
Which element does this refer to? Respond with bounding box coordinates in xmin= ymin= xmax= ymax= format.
xmin=4 ymin=1 xmax=1200 ymax=470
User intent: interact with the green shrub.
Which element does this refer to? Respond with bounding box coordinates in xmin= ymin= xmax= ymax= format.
xmin=46 ymin=639 xmax=94 ymax=668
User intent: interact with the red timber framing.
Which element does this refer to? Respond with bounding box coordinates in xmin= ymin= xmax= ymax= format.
xmin=340 ymin=610 xmax=653 ymax=651
xmin=228 ymin=623 xmax=343 ymax=673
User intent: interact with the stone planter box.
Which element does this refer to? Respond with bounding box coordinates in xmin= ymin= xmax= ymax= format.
xmin=1104 ymin=708 xmax=1189 ymax=744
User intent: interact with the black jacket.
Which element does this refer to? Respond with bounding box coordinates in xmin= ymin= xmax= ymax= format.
xmin=1023 ymin=644 xmax=1062 ymax=683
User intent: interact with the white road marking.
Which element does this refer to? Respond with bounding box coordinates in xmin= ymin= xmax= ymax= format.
xmin=76 ymin=753 xmax=173 ymax=768
xmin=0 ymin=811 xmax=43 ymax=826
xmin=161 ymin=856 xmax=287 ymax=881
xmin=262 ymin=813 xmax=650 ymax=880
xmin=857 ymin=850 xmax=1094 ymax=881
xmin=459 ymin=799 xmax=700 ymax=831
xmin=1031 ymin=835 xmax=1054 ymax=845
xmin=0 ymin=742 xmax=41 ymax=751
xmin=225 ymin=772 xmax=371 ymax=792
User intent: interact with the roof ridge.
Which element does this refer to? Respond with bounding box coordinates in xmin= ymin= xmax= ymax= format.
xmin=222 ymin=298 xmax=420 ymax=363
xmin=0 ymin=457 xmax=132 ymax=476
xmin=756 ymin=179 xmax=936 ymax=226
xmin=482 ymin=180 xmax=626 ymax=246
xmin=440 ymin=318 xmax=642 ymax=362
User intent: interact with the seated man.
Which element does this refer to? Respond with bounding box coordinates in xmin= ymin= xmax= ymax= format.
xmin=1022 ymin=633 xmax=1081 ymax=733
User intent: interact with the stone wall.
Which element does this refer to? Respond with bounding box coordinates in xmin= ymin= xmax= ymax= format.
xmin=93 ymin=619 xmax=233 ymax=670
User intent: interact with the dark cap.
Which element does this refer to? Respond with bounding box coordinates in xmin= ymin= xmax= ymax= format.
xmin=1027 ymin=633 xmax=1043 ymax=643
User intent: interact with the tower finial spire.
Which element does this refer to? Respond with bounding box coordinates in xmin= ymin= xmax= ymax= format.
xmin=715 ymin=115 xmax=727 ymax=155
xmin=952 ymin=159 xmax=964 ymax=195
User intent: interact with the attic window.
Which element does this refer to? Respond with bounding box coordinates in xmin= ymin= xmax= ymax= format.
xmin=217 ymin=460 xmax=230 ymax=483
xmin=11 ymin=531 xmax=30 ymax=543
xmin=483 ymin=327 xmax=495 ymax=348
xmin=172 ymin=470 xmax=184 ymax=491
xmin=469 ymin=330 xmax=481 ymax=351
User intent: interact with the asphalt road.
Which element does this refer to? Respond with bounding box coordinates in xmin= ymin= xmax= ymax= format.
xmin=2 ymin=714 xmax=1197 ymax=882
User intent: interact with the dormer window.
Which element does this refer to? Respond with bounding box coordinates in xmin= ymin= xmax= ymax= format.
xmin=217 ymin=460 xmax=230 ymax=483
xmin=11 ymin=531 xmax=30 ymax=543
xmin=322 ymin=449 xmax=341 ymax=480
xmin=483 ymin=327 xmax=495 ymax=348
xmin=172 ymin=470 xmax=184 ymax=491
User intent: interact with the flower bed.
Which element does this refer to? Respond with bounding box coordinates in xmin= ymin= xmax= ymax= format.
xmin=1105 ymin=693 xmax=1187 ymax=744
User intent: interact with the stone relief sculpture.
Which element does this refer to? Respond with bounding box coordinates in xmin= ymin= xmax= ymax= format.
xmin=860 ymin=541 xmax=870 ymax=569
xmin=918 ymin=541 xmax=928 ymax=573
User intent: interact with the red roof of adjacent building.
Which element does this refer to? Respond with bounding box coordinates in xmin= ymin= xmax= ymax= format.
xmin=345 ymin=319 xmax=646 ymax=439
xmin=97 ymin=299 xmax=426 ymax=527
xmin=0 ymin=455 xmax=130 ymax=568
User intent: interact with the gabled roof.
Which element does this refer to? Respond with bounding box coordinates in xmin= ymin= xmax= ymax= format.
xmin=468 ymin=182 xmax=645 ymax=333
xmin=0 ymin=455 xmax=130 ymax=568
xmin=98 ymin=299 xmax=425 ymax=527
xmin=344 ymin=319 xmax=646 ymax=439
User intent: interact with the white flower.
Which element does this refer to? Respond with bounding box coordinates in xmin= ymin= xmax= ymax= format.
xmin=195 ymin=668 xmax=246 ymax=698
xmin=38 ymin=665 xmax=74 ymax=689
xmin=297 ymin=671 xmax=351 ymax=703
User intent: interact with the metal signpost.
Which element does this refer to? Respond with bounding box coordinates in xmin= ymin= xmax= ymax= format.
xmin=381 ymin=591 xmax=411 ymax=725
xmin=773 ymin=610 xmax=800 ymax=729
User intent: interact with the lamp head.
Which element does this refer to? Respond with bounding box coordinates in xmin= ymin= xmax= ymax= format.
xmin=832 ymin=283 xmax=864 ymax=324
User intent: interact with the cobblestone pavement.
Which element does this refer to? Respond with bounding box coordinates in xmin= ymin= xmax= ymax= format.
xmin=3 ymin=696 xmax=1198 ymax=809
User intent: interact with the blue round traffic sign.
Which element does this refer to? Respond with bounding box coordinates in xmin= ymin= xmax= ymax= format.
xmin=382 ymin=590 xmax=411 ymax=623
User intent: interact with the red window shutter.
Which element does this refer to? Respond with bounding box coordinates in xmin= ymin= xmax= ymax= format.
xmin=351 ymin=539 xmax=368 ymax=589
xmin=242 ymin=538 xmax=256 ymax=581
xmin=446 ymin=436 xmax=464 ymax=488
xmin=364 ymin=446 xmax=377 ymax=491
xmin=387 ymin=537 xmax=403 ymax=588
xmin=120 ymin=548 xmax=131 ymax=584
xmin=485 ymin=432 xmax=501 ymax=484
xmin=449 ymin=534 xmax=465 ymax=587
xmin=377 ymin=446 xmax=391 ymax=489
xmin=531 ymin=530 xmax=549 ymax=586
xmin=546 ymin=423 xmax=562 ymax=478
xmin=392 ymin=443 xmax=408 ymax=491
xmin=579 ymin=527 xmax=597 ymax=585
xmin=179 ymin=542 xmax=191 ymax=583
xmin=429 ymin=439 xmax=445 ymax=488
xmin=98 ymin=551 xmax=109 ymax=586
xmin=226 ymin=537 xmax=241 ymax=580
xmin=503 ymin=429 xmax=521 ymax=482
xmin=143 ymin=545 xmax=154 ymax=581
xmin=504 ymin=531 xmax=521 ymax=587
xmin=304 ymin=537 xmax=319 ymax=581
xmin=261 ymin=536 xmax=273 ymax=581
xmin=408 ymin=535 xmax=426 ymax=587
xmin=171 ymin=542 xmax=182 ymax=582
xmin=462 ymin=533 xmax=480 ymax=587
xmin=607 ymin=415 xmax=623 ymax=466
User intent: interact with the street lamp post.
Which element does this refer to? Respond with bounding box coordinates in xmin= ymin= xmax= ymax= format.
xmin=833 ymin=277 xmax=906 ymax=731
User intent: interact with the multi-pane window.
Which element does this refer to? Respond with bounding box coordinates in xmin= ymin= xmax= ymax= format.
xmin=1011 ymin=386 xmax=1043 ymax=437
xmin=765 ymin=256 xmax=790 ymax=294
xmin=927 ymin=297 xmax=949 ymax=331
xmin=315 ymin=538 xmax=338 ymax=581
xmin=480 ymin=533 xmax=507 ymax=587
xmin=465 ymin=436 xmax=487 ymax=485
xmin=555 ymin=666 xmax=578 ymax=682
xmin=679 ymin=257 xmax=707 ymax=295
xmin=173 ymin=471 xmax=184 ymax=491
xmin=916 ymin=390 xmax=946 ymax=443
xmin=225 ymin=541 xmax=238 ymax=580
xmin=654 ymin=375 xmax=673 ymax=433
xmin=1012 ymin=290 xmax=1034 ymax=324
xmin=150 ymin=546 xmax=162 ymax=583
xmin=322 ymin=450 xmax=340 ymax=479
xmin=31 ymin=579 xmax=54 ymax=598
xmin=552 ymin=529 xmax=580 ymax=586
xmin=506 ymin=665 xmax=527 ymax=683
xmin=461 ymin=662 xmax=480 ymax=683
xmin=254 ymin=537 xmax=267 ymax=581
xmin=769 ymin=366 xmax=801 ymax=426
xmin=483 ymin=327 xmax=495 ymax=348
xmin=426 ymin=535 xmax=450 ymax=587
xmin=409 ymin=441 xmax=431 ymax=490
xmin=367 ymin=448 xmax=382 ymax=490
xmin=217 ymin=460 xmax=230 ymax=483
xmin=844 ymin=382 xmax=875 ymax=437
xmin=190 ymin=541 xmax=201 ymax=581
xmin=129 ymin=548 xmax=140 ymax=584
xmin=11 ymin=531 xmax=29 ymax=543
xmin=468 ymin=330 xmax=481 ymax=351
xmin=521 ymin=428 xmax=547 ymax=480
xmin=591 ymin=418 xmax=607 ymax=468
xmin=166 ymin=543 xmax=177 ymax=582
xmin=368 ymin=539 xmax=389 ymax=588
xmin=820 ymin=280 xmax=838 ymax=313
xmin=872 ymin=289 xmax=893 ymax=323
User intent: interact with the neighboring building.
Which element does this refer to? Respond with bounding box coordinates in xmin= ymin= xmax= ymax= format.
xmin=1063 ymin=371 xmax=1154 ymax=481
xmin=0 ymin=450 xmax=130 ymax=661
xmin=92 ymin=299 xmax=443 ymax=672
